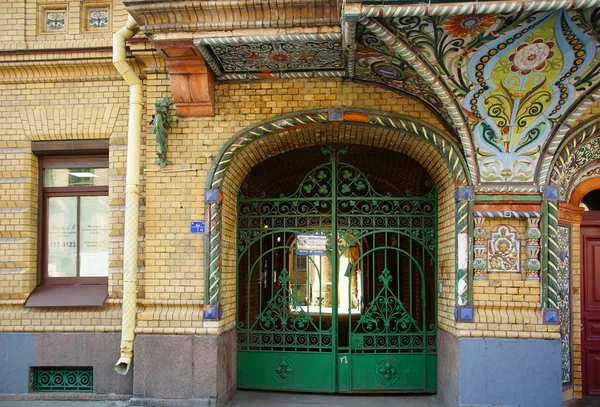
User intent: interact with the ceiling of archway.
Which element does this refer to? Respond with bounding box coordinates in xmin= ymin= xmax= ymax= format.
xmin=125 ymin=1 xmax=600 ymax=189
xmin=241 ymin=145 xmax=432 ymax=199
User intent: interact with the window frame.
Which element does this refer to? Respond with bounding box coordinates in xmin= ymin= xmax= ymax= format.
xmin=40 ymin=154 xmax=109 ymax=286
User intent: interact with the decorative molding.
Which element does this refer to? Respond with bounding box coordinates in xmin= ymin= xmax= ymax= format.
xmin=124 ymin=0 xmax=340 ymax=32
xmin=0 ymin=58 xmax=123 ymax=84
xmin=208 ymin=109 xmax=470 ymax=189
xmin=18 ymin=105 xmax=120 ymax=140
xmin=547 ymin=201 xmax=560 ymax=309
xmin=456 ymin=200 xmax=469 ymax=306
xmin=474 ymin=211 xmax=541 ymax=219
xmin=219 ymin=71 xmax=345 ymax=81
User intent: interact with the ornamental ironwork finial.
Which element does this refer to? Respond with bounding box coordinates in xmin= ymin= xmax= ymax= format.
xmin=152 ymin=97 xmax=174 ymax=167
xmin=321 ymin=144 xmax=348 ymax=159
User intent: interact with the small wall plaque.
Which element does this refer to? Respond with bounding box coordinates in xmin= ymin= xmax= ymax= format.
xmin=190 ymin=221 xmax=205 ymax=234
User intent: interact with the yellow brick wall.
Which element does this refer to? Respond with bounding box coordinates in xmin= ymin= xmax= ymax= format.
xmin=0 ymin=73 xmax=133 ymax=331
xmin=0 ymin=1 xmax=26 ymax=49
xmin=463 ymin=217 xmax=559 ymax=339
xmin=1 ymin=50 xmax=578 ymax=342
xmin=139 ymin=76 xmax=449 ymax=332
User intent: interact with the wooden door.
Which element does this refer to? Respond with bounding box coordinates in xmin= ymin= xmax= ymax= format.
xmin=582 ymin=224 xmax=600 ymax=398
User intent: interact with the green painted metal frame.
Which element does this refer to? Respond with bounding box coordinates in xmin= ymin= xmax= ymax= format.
xmin=236 ymin=146 xmax=438 ymax=392
xmin=32 ymin=367 xmax=93 ymax=393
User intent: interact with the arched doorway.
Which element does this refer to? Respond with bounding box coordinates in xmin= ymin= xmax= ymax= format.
xmin=236 ymin=145 xmax=437 ymax=392
xmin=205 ymin=108 xmax=471 ymax=397
xmin=574 ymin=180 xmax=600 ymax=402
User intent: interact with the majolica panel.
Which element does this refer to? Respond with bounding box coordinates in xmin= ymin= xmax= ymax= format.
xmin=487 ymin=225 xmax=520 ymax=272
xmin=88 ymin=8 xmax=108 ymax=28
xmin=208 ymin=40 xmax=344 ymax=73
xmin=557 ymin=225 xmax=571 ymax=384
xmin=45 ymin=10 xmax=66 ymax=30
xmin=383 ymin=10 xmax=600 ymax=184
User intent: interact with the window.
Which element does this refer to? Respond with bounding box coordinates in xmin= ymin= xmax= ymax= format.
xmin=26 ymin=140 xmax=110 ymax=307
xmin=43 ymin=156 xmax=109 ymax=282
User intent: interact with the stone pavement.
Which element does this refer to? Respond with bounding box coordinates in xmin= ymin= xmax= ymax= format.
xmin=0 ymin=402 xmax=127 ymax=407
xmin=0 ymin=392 xmax=443 ymax=407
xmin=227 ymin=391 xmax=443 ymax=406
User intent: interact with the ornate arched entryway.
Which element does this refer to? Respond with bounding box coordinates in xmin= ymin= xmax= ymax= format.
xmin=204 ymin=108 xmax=471 ymax=394
xmin=236 ymin=145 xmax=437 ymax=392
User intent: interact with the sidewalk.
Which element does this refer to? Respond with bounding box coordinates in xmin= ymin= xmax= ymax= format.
xmin=0 ymin=392 xmax=443 ymax=407
xmin=0 ymin=403 xmax=127 ymax=407
xmin=227 ymin=391 xmax=443 ymax=406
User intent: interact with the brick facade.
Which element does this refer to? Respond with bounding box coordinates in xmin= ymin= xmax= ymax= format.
xmin=1 ymin=1 xmax=599 ymax=405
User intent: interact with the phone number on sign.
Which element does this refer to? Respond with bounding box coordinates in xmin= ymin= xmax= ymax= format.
xmin=49 ymin=241 xmax=76 ymax=248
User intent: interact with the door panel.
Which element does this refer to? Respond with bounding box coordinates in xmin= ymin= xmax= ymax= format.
xmin=582 ymin=227 xmax=600 ymax=398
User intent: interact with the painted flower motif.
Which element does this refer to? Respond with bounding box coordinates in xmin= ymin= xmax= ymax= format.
xmin=445 ymin=14 xmax=496 ymax=38
xmin=270 ymin=52 xmax=290 ymax=63
xmin=509 ymin=39 xmax=555 ymax=75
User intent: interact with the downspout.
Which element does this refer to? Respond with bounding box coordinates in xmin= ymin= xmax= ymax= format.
xmin=113 ymin=15 xmax=143 ymax=376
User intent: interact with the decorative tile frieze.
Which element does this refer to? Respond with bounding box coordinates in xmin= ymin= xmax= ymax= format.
xmin=196 ymin=34 xmax=344 ymax=76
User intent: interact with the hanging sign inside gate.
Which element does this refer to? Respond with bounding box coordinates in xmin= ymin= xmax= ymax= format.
xmin=296 ymin=234 xmax=328 ymax=255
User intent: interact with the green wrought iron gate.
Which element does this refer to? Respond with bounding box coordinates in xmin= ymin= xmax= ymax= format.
xmin=236 ymin=147 xmax=437 ymax=393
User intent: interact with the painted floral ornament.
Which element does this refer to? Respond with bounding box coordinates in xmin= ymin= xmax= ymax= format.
xmin=445 ymin=14 xmax=496 ymax=38
xmin=509 ymin=39 xmax=555 ymax=75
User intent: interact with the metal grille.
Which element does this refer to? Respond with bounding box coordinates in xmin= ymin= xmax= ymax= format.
xmin=32 ymin=367 xmax=93 ymax=392
xmin=236 ymin=146 xmax=437 ymax=392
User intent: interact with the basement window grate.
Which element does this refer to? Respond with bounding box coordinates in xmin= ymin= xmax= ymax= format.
xmin=32 ymin=367 xmax=93 ymax=392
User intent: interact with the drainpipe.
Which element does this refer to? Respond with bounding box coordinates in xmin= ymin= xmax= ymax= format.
xmin=113 ymin=15 xmax=143 ymax=376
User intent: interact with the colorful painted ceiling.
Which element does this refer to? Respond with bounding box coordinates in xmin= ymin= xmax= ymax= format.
xmin=125 ymin=1 xmax=600 ymax=190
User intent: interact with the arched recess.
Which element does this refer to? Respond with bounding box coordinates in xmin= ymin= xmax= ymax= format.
xmin=541 ymin=117 xmax=600 ymax=310
xmin=546 ymin=117 xmax=600 ymax=200
xmin=546 ymin=125 xmax=600 ymax=398
xmin=203 ymin=108 xmax=472 ymax=331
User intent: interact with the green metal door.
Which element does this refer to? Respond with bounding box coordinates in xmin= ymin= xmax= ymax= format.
xmin=236 ymin=146 xmax=437 ymax=393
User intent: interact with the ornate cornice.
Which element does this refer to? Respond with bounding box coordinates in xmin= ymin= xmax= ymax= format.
xmin=124 ymin=0 xmax=340 ymax=33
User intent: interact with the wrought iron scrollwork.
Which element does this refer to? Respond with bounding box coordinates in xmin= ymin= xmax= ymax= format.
xmin=354 ymin=268 xmax=418 ymax=334
xmin=252 ymin=269 xmax=317 ymax=332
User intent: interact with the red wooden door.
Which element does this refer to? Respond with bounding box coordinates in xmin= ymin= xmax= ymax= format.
xmin=582 ymin=225 xmax=600 ymax=398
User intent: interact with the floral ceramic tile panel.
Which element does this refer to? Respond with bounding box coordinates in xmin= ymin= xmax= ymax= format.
xmin=557 ymin=225 xmax=571 ymax=384
xmin=487 ymin=225 xmax=520 ymax=272
xmin=89 ymin=9 xmax=109 ymax=28
xmin=46 ymin=10 xmax=66 ymax=30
